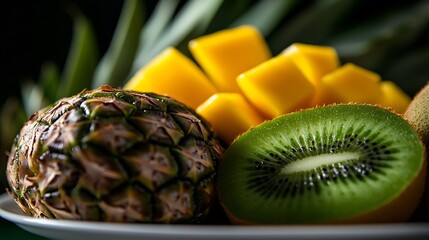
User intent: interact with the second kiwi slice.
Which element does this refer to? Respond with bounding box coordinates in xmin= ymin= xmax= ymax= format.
xmin=217 ymin=104 xmax=426 ymax=224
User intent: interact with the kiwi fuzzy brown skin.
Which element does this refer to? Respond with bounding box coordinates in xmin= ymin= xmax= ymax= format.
xmin=404 ymin=83 xmax=429 ymax=141
xmin=404 ymin=83 xmax=429 ymax=220
xmin=217 ymin=104 xmax=426 ymax=224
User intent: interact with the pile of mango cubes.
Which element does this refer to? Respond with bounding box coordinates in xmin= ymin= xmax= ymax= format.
xmin=125 ymin=25 xmax=410 ymax=144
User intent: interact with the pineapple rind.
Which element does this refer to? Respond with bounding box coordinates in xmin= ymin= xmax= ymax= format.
xmin=6 ymin=85 xmax=224 ymax=223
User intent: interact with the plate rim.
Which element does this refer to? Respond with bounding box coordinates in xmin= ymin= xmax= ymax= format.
xmin=1 ymin=193 xmax=429 ymax=239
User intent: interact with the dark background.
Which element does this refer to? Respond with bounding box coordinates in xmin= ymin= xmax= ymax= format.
xmin=0 ymin=0 xmax=134 ymax=104
xmin=1 ymin=0 xmax=428 ymax=106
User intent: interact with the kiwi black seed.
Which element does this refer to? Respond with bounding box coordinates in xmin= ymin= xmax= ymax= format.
xmin=217 ymin=104 xmax=425 ymax=224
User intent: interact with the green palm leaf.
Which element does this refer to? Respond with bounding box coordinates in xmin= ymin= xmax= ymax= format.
xmin=268 ymin=0 xmax=358 ymax=54
xmin=59 ymin=14 xmax=98 ymax=98
xmin=92 ymin=0 xmax=144 ymax=88
xmin=133 ymin=0 xmax=180 ymax=66
xmin=21 ymin=81 xmax=49 ymax=117
xmin=130 ymin=0 xmax=224 ymax=74
xmin=229 ymin=0 xmax=299 ymax=36
xmin=0 ymin=97 xmax=27 ymax=188
xmin=329 ymin=1 xmax=429 ymax=70
xmin=39 ymin=62 xmax=60 ymax=103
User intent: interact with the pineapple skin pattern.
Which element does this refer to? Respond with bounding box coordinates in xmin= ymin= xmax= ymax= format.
xmin=6 ymin=85 xmax=224 ymax=223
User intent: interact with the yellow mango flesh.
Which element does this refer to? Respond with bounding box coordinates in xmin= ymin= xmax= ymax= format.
xmin=281 ymin=43 xmax=340 ymax=106
xmin=189 ymin=25 xmax=271 ymax=92
xmin=124 ymin=29 xmax=411 ymax=149
xmin=196 ymin=93 xmax=265 ymax=144
xmin=124 ymin=48 xmax=217 ymax=109
xmin=282 ymin=43 xmax=339 ymax=85
xmin=237 ymin=55 xmax=315 ymax=118
xmin=322 ymin=63 xmax=382 ymax=104
xmin=379 ymin=81 xmax=411 ymax=114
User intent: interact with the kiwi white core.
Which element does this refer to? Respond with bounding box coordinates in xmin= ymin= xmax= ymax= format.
xmin=281 ymin=152 xmax=360 ymax=174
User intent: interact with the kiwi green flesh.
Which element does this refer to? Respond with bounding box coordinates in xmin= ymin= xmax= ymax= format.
xmin=217 ymin=104 xmax=424 ymax=224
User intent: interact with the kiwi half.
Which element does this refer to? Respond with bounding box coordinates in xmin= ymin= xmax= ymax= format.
xmin=217 ymin=104 xmax=426 ymax=224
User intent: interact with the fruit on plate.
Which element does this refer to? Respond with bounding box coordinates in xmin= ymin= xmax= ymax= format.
xmin=6 ymin=85 xmax=224 ymax=223
xmin=217 ymin=104 xmax=426 ymax=224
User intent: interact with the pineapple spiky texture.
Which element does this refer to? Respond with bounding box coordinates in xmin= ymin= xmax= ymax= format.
xmin=6 ymin=85 xmax=224 ymax=223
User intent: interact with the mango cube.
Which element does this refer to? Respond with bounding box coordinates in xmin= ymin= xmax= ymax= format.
xmin=189 ymin=25 xmax=271 ymax=92
xmin=237 ymin=55 xmax=315 ymax=118
xmin=379 ymin=81 xmax=411 ymax=113
xmin=282 ymin=43 xmax=339 ymax=85
xmin=311 ymin=81 xmax=339 ymax=106
xmin=124 ymin=48 xmax=217 ymax=109
xmin=197 ymin=93 xmax=265 ymax=144
xmin=322 ymin=63 xmax=382 ymax=104
xmin=282 ymin=43 xmax=340 ymax=106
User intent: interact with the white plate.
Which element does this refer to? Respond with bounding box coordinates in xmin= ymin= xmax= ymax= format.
xmin=1 ymin=193 xmax=428 ymax=240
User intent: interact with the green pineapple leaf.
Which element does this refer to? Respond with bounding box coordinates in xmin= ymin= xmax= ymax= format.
xmin=329 ymin=1 xmax=429 ymax=70
xmin=204 ymin=0 xmax=252 ymax=33
xmin=229 ymin=0 xmax=299 ymax=37
xmin=268 ymin=0 xmax=358 ymax=54
xmin=21 ymin=81 xmax=49 ymax=117
xmin=133 ymin=0 xmax=180 ymax=67
xmin=130 ymin=0 xmax=224 ymax=74
xmin=0 ymin=97 xmax=27 ymax=189
xmin=39 ymin=62 xmax=60 ymax=103
xmin=92 ymin=0 xmax=144 ymax=88
xmin=0 ymin=98 xmax=27 ymax=146
xmin=59 ymin=13 xmax=98 ymax=98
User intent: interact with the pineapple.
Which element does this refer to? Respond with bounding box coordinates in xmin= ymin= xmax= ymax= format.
xmin=6 ymin=85 xmax=224 ymax=223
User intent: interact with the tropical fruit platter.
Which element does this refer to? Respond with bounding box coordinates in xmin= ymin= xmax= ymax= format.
xmin=1 ymin=1 xmax=429 ymax=239
xmin=4 ymin=24 xmax=429 ymax=225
